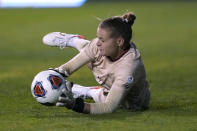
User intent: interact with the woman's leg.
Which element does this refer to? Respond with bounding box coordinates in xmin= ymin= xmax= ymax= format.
xmin=42 ymin=32 xmax=90 ymax=51
xmin=72 ymin=84 xmax=107 ymax=103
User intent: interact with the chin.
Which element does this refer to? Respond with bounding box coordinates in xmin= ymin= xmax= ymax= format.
xmin=99 ymin=50 xmax=105 ymax=56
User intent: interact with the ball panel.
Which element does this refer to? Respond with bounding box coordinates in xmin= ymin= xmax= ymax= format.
xmin=33 ymin=81 xmax=46 ymax=97
xmin=48 ymin=75 xmax=63 ymax=89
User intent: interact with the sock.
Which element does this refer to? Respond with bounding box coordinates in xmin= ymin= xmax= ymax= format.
xmin=72 ymin=84 xmax=90 ymax=99
xmin=67 ymin=36 xmax=90 ymax=51
xmin=71 ymin=84 xmax=103 ymax=100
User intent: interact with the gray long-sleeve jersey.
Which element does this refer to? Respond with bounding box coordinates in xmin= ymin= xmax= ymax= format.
xmin=59 ymin=38 xmax=150 ymax=114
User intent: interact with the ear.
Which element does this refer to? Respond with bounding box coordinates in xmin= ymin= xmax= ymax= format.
xmin=116 ymin=37 xmax=124 ymax=47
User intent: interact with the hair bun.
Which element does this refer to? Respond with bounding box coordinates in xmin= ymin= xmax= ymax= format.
xmin=122 ymin=12 xmax=136 ymax=26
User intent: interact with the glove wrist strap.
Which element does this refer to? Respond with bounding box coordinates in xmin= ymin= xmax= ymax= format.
xmin=72 ymin=98 xmax=85 ymax=113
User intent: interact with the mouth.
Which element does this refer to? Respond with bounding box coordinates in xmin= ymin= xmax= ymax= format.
xmin=98 ymin=48 xmax=104 ymax=55
xmin=98 ymin=48 xmax=102 ymax=51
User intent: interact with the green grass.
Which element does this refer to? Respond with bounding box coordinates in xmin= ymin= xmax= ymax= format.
xmin=0 ymin=2 xmax=197 ymax=131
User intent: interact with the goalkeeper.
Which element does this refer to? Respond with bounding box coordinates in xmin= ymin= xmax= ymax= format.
xmin=43 ymin=12 xmax=150 ymax=114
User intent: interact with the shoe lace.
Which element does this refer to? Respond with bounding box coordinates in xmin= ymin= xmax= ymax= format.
xmin=53 ymin=36 xmax=69 ymax=49
xmin=53 ymin=35 xmax=75 ymax=49
xmin=52 ymin=37 xmax=66 ymax=49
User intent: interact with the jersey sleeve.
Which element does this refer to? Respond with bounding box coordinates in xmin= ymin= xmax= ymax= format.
xmin=90 ymin=78 xmax=127 ymax=114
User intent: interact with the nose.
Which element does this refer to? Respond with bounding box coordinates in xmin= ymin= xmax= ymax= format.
xmin=96 ymin=39 xmax=102 ymax=47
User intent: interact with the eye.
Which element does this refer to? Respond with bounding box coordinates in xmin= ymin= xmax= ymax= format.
xmin=100 ymin=38 xmax=105 ymax=42
xmin=98 ymin=37 xmax=104 ymax=43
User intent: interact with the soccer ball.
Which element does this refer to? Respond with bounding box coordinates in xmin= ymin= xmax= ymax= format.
xmin=31 ymin=70 xmax=66 ymax=106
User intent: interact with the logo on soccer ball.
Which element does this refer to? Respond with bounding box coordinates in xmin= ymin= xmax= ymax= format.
xmin=48 ymin=75 xmax=63 ymax=89
xmin=33 ymin=81 xmax=46 ymax=97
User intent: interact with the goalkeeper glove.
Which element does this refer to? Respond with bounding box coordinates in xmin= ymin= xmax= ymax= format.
xmin=56 ymin=81 xmax=85 ymax=113
xmin=48 ymin=68 xmax=68 ymax=77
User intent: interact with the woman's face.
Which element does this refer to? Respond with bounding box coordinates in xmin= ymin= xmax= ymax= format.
xmin=96 ymin=27 xmax=122 ymax=58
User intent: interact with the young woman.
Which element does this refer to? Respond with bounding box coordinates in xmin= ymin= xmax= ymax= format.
xmin=43 ymin=12 xmax=150 ymax=114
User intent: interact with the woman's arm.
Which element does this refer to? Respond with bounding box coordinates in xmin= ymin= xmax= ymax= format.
xmin=59 ymin=52 xmax=92 ymax=75
xmin=59 ymin=38 xmax=98 ymax=76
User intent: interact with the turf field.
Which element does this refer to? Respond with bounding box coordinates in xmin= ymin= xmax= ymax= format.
xmin=0 ymin=1 xmax=197 ymax=131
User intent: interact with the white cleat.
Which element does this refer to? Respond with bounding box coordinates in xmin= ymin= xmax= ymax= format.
xmin=42 ymin=32 xmax=84 ymax=49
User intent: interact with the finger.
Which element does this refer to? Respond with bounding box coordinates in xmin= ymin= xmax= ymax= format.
xmin=62 ymin=87 xmax=68 ymax=96
xmin=54 ymin=68 xmax=59 ymax=71
xmin=61 ymin=88 xmax=67 ymax=94
xmin=58 ymin=96 xmax=70 ymax=103
xmin=62 ymin=87 xmax=72 ymax=97
xmin=66 ymin=81 xmax=73 ymax=91
xmin=56 ymin=102 xmax=66 ymax=107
